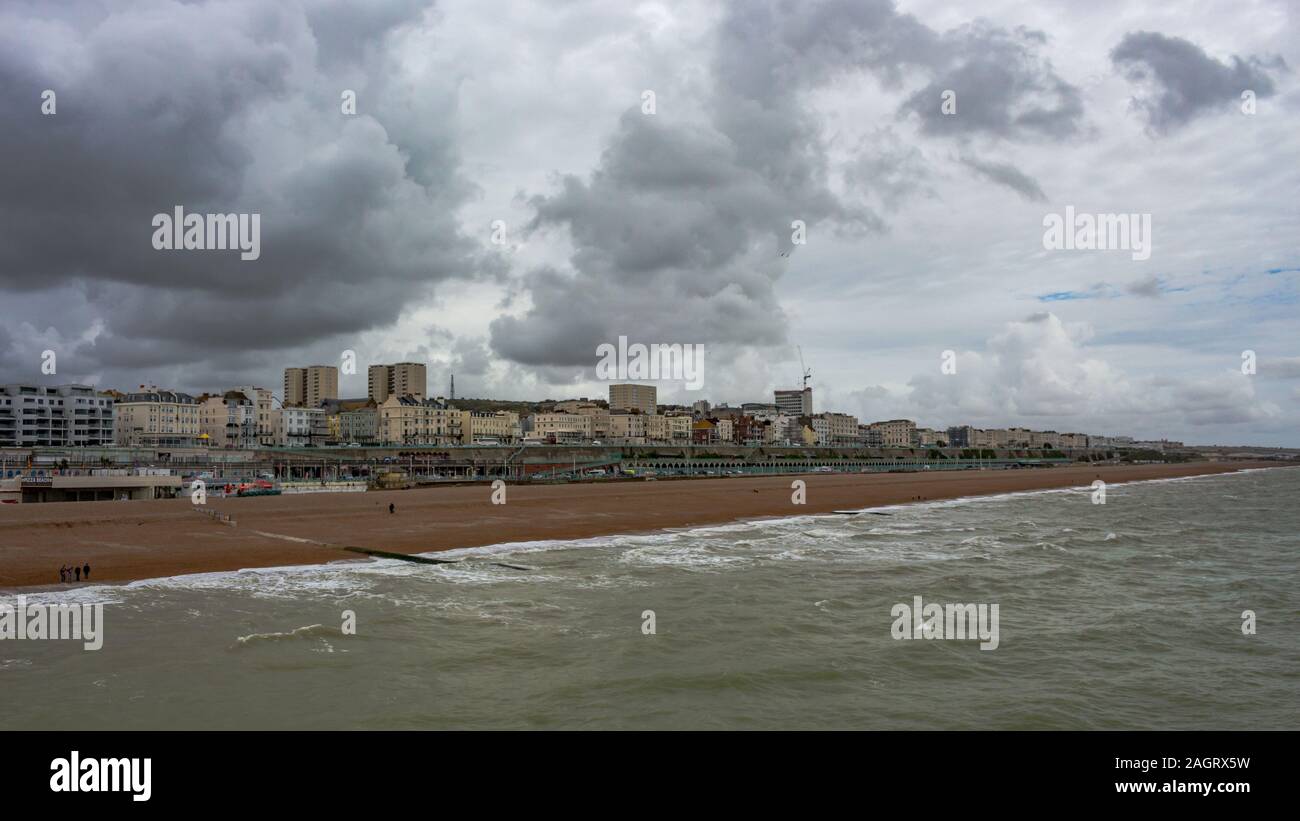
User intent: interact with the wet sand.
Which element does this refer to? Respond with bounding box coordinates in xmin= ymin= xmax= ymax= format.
xmin=0 ymin=462 xmax=1275 ymax=589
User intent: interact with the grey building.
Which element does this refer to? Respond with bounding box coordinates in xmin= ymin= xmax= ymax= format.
xmin=0 ymin=384 xmax=115 ymax=447
xmin=775 ymin=388 xmax=813 ymax=417
xmin=946 ymin=425 xmax=975 ymax=447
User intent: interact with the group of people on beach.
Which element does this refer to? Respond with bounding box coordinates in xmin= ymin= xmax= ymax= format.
xmin=59 ymin=563 xmax=91 ymax=583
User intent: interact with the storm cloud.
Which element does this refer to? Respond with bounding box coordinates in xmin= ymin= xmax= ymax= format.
xmin=491 ymin=0 xmax=1086 ymax=369
xmin=0 ymin=0 xmax=494 ymax=388
xmin=959 ymin=155 xmax=1047 ymax=202
xmin=1111 ymin=31 xmax=1286 ymax=133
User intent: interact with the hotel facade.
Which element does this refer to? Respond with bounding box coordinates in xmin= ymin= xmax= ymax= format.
xmin=113 ymin=388 xmax=201 ymax=447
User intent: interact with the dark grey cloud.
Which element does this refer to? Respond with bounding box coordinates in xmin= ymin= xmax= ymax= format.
xmin=1111 ymin=31 xmax=1286 ymax=133
xmin=492 ymin=0 xmax=1080 ymax=369
xmin=0 ymin=0 xmax=497 ymax=391
xmin=899 ymin=23 xmax=1085 ymax=140
xmin=1126 ymin=275 xmax=1163 ymax=298
xmin=959 ymin=155 xmax=1047 ymax=201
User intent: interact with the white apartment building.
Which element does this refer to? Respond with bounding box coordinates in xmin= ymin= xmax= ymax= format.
xmin=715 ymin=417 xmax=734 ymax=442
xmin=273 ymin=406 xmax=327 ymax=447
xmin=774 ymin=388 xmax=813 ymax=417
xmin=0 ymin=384 xmax=115 ymax=448
xmin=532 ymin=412 xmax=593 ymax=443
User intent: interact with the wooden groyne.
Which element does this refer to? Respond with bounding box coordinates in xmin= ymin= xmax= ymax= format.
xmin=341 ymin=546 xmax=459 ymax=564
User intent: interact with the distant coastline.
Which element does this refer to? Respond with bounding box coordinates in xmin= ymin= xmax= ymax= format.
xmin=0 ymin=461 xmax=1283 ymax=590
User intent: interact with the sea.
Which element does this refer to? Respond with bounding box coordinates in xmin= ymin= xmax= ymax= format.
xmin=2 ymin=467 xmax=1296 ymax=730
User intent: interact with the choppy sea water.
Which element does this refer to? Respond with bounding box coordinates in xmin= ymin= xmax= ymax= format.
xmin=2 ymin=468 xmax=1297 ymax=730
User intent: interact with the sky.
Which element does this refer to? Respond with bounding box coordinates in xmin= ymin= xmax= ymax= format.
xmin=0 ymin=0 xmax=1297 ymax=446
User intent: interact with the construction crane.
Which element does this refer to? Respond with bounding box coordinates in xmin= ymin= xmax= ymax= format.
xmin=798 ymin=346 xmax=811 ymax=389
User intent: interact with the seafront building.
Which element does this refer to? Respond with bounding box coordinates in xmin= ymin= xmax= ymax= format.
xmin=465 ymin=410 xmax=521 ymax=444
xmin=1 ymin=368 xmax=1154 ymax=454
xmin=368 ymin=363 xmax=427 ymax=403
xmin=775 ymin=387 xmax=813 ymax=417
xmin=609 ymin=383 xmax=657 ymax=415
xmin=273 ymin=406 xmax=327 ymax=447
xmin=338 ymin=406 xmax=379 ymax=445
xmin=914 ymin=427 xmax=941 ymax=447
xmin=532 ymin=411 xmax=594 ymax=443
xmin=283 ymin=365 xmax=338 ymax=408
xmin=609 ymin=411 xmax=648 ymax=444
xmin=232 ymin=385 xmax=277 ymax=446
xmin=868 ymin=419 xmax=916 ymax=448
xmin=647 ymin=412 xmax=692 ymax=442
xmin=810 ymin=412 xmax=859 ymax=446
xmin=113 ymin=387 xmax=201 ymax=447
xmin=0 ymin=384 xmax=115 ymax=448
xmin=553 ymin=399 xmax=603 ymax=414
xmin=377 ymin=395 xmax=462 ymax=445
xmin=198 ymin=390 xmax=258 ymax=449
xmin=321 ymin=398 xmax=378 ymax=445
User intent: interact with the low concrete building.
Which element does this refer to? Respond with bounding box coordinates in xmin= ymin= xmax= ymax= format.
xmin=2 ymin=471 xmax=181 ymax=503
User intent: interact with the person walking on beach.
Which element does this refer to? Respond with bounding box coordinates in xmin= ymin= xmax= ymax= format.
xmin=74 ymin=566 xmax=81 ymax=582
xmin=389 ymin=502 xmax=395 ymax=514
xmin=83 ymin=563 xmax=91 ymax=580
